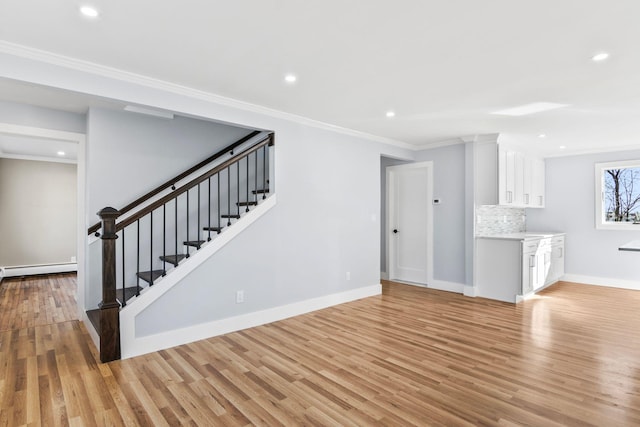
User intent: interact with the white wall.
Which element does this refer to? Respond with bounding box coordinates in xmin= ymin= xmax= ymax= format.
xmin=414 ymin=144 xmax=467 ymax=285
xmin=0 ymin=158 xmax=77 ymax=267
xmin=0 ymin=49 xmax=413 ymax=335
xmin=0 ymin=99 xmax=85 ymax=133
xmin=86 ymin=108 xmax=252 ymax=217
xmin=84 ymin=108 xmax=257 ymax=308
xmin=527 ymin=149 xmax=640 ymax=284
xmin=136 ymin=123 xmax=405 ymax=335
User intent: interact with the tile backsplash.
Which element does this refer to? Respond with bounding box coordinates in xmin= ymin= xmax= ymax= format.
xmin=476 ymin=205 xmax=526 ymax=236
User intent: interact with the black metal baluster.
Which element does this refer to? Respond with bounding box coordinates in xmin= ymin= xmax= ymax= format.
xmin=217 ymin=173 xmax=221 ymax=233
xmin=227 ymin=167 xmax=231 ymax=226
xmin=262 ymin=146 xmax=267 ymax=199
xmin=254 ymin=150 xmax=258 ymax=202
xmin=265 ymin=144 xmax=270 ymax=192
xmin=186 ymin=190 xmax=190 ymax=250
xmin=150 ymin=211 xmax=153 ymax=285
xmin=197 ymin=184 xmax=201 ymax=244
xmin=122 ymin=229 xmax=127 ymax=304
xmin=174 ymin=197 xmax=178 ymax=261
xmin=207 ymin=177 xmax=211 ymax=241
xmin=246 ymin=156 xmax=250 ymax=212
xmin=136 ymin=219 xmax=140 ymax=294
xmin=162 ymin=204 xmax=166 ymax=276
xmin=237 ymin=161 xmax=240 ymax=217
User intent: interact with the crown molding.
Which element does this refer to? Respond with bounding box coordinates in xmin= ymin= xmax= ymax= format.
xmin=542 ymin=143 xmax=640 ymax=159
xmin=414 ymin=137 xmax=465 ymax=151
xmin=413 ymin=133 xmax=502 ymax=152
xmin=0 ymin=41 xmax=416 ymax=151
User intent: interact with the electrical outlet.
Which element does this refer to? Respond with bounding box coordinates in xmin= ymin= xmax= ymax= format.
xmin=236 ymin=290 xmax=244 ymax=303
xmin=346 ymin=272 xmax=351 ymax=281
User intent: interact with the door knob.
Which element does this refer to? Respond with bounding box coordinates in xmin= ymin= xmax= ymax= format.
xmin=393 ymin=229 xmax=398 ymax=234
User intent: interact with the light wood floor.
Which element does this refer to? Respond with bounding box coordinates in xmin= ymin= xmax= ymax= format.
xmin=1 ymin=275 xmax=639 ymax=426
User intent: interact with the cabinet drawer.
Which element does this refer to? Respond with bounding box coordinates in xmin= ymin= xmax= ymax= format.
xmin=523 ymin=240 xmax=540 ymax=254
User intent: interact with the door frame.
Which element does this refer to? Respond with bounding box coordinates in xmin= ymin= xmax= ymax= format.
xmin=0 ymin=122 xmax=86 ymax=320
xmin=386 ymin=160 xmax=434 ymax=285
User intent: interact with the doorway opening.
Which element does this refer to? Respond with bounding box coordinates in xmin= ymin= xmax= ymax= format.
xmin=382 ymin=158 xmax=434 ymax=285
xmin=0 ymin=123 xmax=86 ymax=319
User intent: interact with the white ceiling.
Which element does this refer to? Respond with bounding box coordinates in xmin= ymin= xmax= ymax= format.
xmin=1 ymin=1 xmax=640 ymax=157
xmin=0 ymin=133 xmax=78 ymax=162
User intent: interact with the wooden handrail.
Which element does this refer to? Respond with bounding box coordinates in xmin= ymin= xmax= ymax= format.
xmin=87 ymin=130 xmax=263 ymax=235
xmin=115 ymin=135 xmax=273 ymax=232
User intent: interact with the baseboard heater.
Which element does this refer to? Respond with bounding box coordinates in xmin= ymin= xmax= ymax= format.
xmin=1 ymin=263 xmax=77 ymax=278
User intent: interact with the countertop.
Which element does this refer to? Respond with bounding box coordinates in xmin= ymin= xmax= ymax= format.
xmin=619 ymin=240 xmax=640 ymax=252
xmin=476 ymin=232 xmax=565 ymax=241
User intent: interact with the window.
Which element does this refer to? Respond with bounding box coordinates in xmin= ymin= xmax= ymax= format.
xmin=595 ymin=160 xmax=640 ymax=229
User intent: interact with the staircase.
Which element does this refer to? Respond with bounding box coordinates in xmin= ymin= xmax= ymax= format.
xmin=87 ymin=131 xmax=274 ymax=362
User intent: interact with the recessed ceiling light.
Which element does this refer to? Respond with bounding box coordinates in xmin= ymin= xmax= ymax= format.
xmin=492 ymin=102 xmax=569 ymax=116
xmin=538 ymin=134 xmax=547 ymax=138
xmin=559 ymin=145 xmax=566 ymax=150
xmin=592 ymin=52 xmax=609 ymax=62
xmin=80 ymin=6 xmax=99 ymax=18
xmin=284 ymin=74 xmax=297 ymax=83
xmin=57 ymin=151 xmax=66 ymax=156
xmin=386 ymin=111 xmax=396 ymax=118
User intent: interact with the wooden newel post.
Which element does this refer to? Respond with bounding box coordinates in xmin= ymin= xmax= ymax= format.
xmin=98 ymin=207 xmax=121 ymax=362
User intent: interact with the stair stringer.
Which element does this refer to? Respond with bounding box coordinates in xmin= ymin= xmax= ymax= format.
xmin=119 ymin=194 xmax=277 ymax=359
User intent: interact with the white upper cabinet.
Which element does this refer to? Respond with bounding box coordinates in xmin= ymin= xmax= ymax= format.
xmin=531 ymin=158 xmax=545 ymax=208
xmin=499 ymin=148 xmax=526 ymax=205
xmin=476 ymin=140 xmax=545 ymax=208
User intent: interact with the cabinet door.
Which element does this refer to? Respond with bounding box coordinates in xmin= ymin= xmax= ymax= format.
xmin=521 ymin=240 xmax=540 ymax=294
xmin=538 ymin=249 xmax=551 ymax=289
xmin=548 ymin=242 xmax=565 ymax=283
xmin=522 ymin=253 xmax=535 ymax=294
xmin=498 ymin=148 xmax=510 ymax=205
xmin=523 ymin=156 xmax=533 ymax=206
xmin=499 ymin=147 xmax=527 ymax=206
xmin=532 ymin=158 xmax=545 ymax=207
xmin=513 ymin=152 xmax=525 ymax=205
xmin=501 ymin=150 xmax=521 ymax=205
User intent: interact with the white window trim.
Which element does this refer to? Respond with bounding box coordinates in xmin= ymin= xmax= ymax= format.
xmin=595 ymin=159 xmax=640 ymax=230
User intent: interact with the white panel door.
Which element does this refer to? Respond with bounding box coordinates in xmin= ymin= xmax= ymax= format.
xmin=387 ymin=162 xmax=433 ymax=284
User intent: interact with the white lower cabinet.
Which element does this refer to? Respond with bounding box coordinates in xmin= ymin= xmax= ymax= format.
xmin=545 ymin=235 xmax=565 ymax=286
xmin=476 ymin=234 xmax=565 ymax=303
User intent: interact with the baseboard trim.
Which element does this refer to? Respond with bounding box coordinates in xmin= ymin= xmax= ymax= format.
xmin=463 ymin=285 xmax=477 ymax=297
xmin=561 ymin=274 xmax=640 ymax=291
xmin=121 ymin=283 xmax=382 ymax=359
xmin=386 ymin=279 xmax=465 ymax=294
xmin=3 ymin=263 xmax=77 ymax=277
xmin=429 ymin=279 xmax=465 ymax=294
xmin=81 ymin=311 xmax=100 ymax=352
xmin=380 ymin=271 xmax=389 ymax=280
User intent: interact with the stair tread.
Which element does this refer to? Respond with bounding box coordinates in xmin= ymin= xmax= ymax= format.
xmin=184 ymin=240 xmax=205 ymax=248
xmin=160 ymin=254 xmax=187 ymax=266
xmin=137 ymin=270 xmax=165 ymax=284
xmin=116 ymin=286 xmax=141 ymax=303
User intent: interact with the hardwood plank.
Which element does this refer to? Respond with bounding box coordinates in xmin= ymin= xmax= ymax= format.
xmin=2 ymin=275 xmax=640 ymax=425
